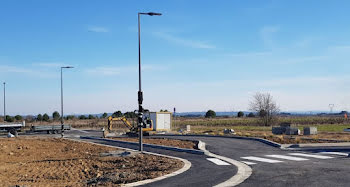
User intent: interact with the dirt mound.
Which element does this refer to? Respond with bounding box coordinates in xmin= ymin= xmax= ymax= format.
xmin=0 ymin=137 xmax=183 ymax=186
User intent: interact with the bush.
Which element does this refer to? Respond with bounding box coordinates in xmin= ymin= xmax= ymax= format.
xmin=5 ymin=115 xmax=14 ymax=122
xmin=237 ymin=111 xmax=244 ymax=118
xmin=112 ymin=111 xmax=122 ymax=118
xmin=14 ymin=115 xmax=23 ymax=121
xmin=205 ymin=110 xmax=216 ymax=118
xmin=79 ymin=115 xmax=87 ymax=120
xmin=37 ymin=114 xmax=43 ymax=121
xmin=52 ymin=111 xmax=60 ymax=121
xmin=43 ymin=113 xmax=50 ymax=122
xmin=101 ymin=112 xmax=108 ymax=118
xmin=247 ymin=112 xmax=255 ymax=117
xmin=124 ymin=112 xmax=137 ymax=118
xmin=66 ymin=115 xmax=75 ymax=120
xmin=88 ymin=114 xmax=95 ymax=119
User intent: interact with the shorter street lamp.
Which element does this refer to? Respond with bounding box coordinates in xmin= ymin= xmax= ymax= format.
xmin=3 ymin=82 xmax=5 ymax=122
xmin=60 ymin=66 xmax=74 ymax=137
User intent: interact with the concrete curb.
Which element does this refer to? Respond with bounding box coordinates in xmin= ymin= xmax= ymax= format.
xmin=80 ymin=136 xmax=205 ymax=155
xmin=198 ymin=141 xmax=252 ymax=187
xmin=65 ymin=138 xmax=192 ymax=187
xmin=153 ymin=134 xmax=282 ymax=148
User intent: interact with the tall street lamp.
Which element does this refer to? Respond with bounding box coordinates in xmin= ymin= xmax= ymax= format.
xmin=61 ymin=66 xmax=74 ymax=137
xmin=3 ymin=82 xmax=5 ymax=121
xmin=137 ymin=12 xmax=162 ymax=152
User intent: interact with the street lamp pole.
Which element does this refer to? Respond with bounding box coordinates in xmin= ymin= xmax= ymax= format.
xmin=60 ymin=66 xmax=74 ymax=138
xmin=3 ymin=82 xmax=5 ymax=121
xmin=137 ymin=12 xmax=162 ymax=152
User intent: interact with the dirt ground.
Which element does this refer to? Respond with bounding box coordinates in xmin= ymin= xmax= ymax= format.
xmin=0 ymin=137 xmax=183 ymax=186
xmin=110 ymin=137 xmax=197 ymax=149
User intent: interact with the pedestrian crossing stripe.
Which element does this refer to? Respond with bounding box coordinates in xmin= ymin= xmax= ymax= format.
xmin=318 ymin=152 xmax=349 ymax=157
xmin=289 ymin=153 xmax=333 ymax=159
xmin=241 ymin=156 xmax=283 ymax=163
xmin=265 ymin=154 xmax=309 ymax=161
xmin=240 ymin=152 xmax=347 ymax=164
xmin=207 ymin=158 xmax=231 ymax=165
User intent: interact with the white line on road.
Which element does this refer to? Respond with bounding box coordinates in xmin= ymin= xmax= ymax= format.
xmin=71 ymin=128 xmax=89 ymax=133
xmin=241 ymin=161 xmax=257 ymax=165
xmin=265 ymin=155 xmax=309 ymax=161
xmin=207 ymin=158 xmax=231 ymax=166
xmin=241 ymin=156 xmax=283 ymax=163
xmin=318 ymin=152 xmax=349 ymax=156
xmin=289 ymin=153 xmax=333 ymax=159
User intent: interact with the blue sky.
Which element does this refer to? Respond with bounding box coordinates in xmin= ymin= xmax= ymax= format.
xmin=1 ymin=0 xmax=350 ymax=115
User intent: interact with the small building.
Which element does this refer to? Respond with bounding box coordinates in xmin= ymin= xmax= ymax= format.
xmin=149 ymin=112 xmax=172 ymax=131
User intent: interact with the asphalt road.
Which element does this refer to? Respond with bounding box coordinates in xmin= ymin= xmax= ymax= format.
xmin=153 ymin=135 xmax=350 ymax=187
xmin=16 ymin=129 xmax=350 ymax=186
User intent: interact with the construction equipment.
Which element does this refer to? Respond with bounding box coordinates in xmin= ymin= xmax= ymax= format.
xmin=0 ymin=121 xmax=25 ymax=137
xmin=30 ymin=124 xmax=71 ymax=134
xmin=107 ymin=115 xmax=153 ymax=136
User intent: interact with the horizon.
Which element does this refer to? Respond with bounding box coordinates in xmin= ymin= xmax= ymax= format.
xmin=1 ymin=1 xmax=350 ymax=115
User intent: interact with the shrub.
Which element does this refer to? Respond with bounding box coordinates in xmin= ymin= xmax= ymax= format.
xmin=124 ymin=112 xmax=137 ymax=118
xmin=101 ymin=112 xmax=108 ymax=118
xmin=79 ymin=115 xmax=87 ymax=120
xmin=205 ymin=110 xmax=216 ymax=118
xmin=43 ymin=113 xmax=50 ymax=122
xmin=112 ymin=111 xmax=122 ymax=118
xmin=5 ymin=115 xmax=14 ymax=122
xmin=14 ymin=115 xmax=23 ymax=121
xmin=247 ymin=112 xmax=255 ymax=117
xmin=52 ymin=111 xmax=60 ymax=121
xmin=237 ymin=111 xmax=244 ymax=118
xmin=37 ymin=114 xmax=43 ymax=121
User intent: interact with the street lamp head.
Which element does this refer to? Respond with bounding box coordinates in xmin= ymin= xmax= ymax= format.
xmin=61 ymin=66 xmax=74 ymax=69
xmin=148 ymin=12 xmax=162 ymax=16
xmin=140 ymin=12 xmax=162 ymax=16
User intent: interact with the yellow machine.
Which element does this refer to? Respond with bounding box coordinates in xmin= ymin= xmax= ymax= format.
xmin=107 ymin=116 xmax=153 ymax=136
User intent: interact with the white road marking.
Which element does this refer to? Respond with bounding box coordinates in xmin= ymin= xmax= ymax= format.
xmin=241 ymin=161 xmax=257 ymax=165
xmin=241 ymin=156 xmax=283 ymax=163
xmin=265 ymin=155 xmax=309 ymax=161
xmin=71 ymin=128 xmax=89 ymax=133
xmin=318 ymin=152 xmax=349 ymax=156
xmin=207 ymin=158 xmax=231 ymax=166
xmin=289 ymin=153 xmax=333 ymax=159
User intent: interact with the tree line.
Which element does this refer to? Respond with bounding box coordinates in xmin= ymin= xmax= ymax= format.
xmin=2 ymin=110 xmax=139 ymax=122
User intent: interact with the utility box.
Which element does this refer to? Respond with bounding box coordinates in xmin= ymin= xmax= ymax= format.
xmin=304 ymin=127 xmax=317 ymax=135
xmin=285 ymin=127 xmax=300 ymax=135
xmin=149 ymin=112 xmax=172 ymax=131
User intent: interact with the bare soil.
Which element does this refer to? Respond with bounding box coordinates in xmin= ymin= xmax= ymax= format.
xmin=0 ymin=137 xmax=183 ymax=186
xmin=110 ymin=137 xmax=198 ymax=149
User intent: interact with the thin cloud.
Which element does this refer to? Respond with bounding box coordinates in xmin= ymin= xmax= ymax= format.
xmin=34 ymin=63 xmax=72 ymax=68
xmin=228 ymin=51 xmax=272 ymax=57
xmin=85 ymin=64 xmax=168 ymax=76
xmin=0 ymin=65 xmax=33 ymax=73
xmin=86 ymin=67 xmax=122 ymax=76
xmin=153 ymin=32 xmax=215 ymax=49
xmin=88 ymin=26 xmax=110 ymax=33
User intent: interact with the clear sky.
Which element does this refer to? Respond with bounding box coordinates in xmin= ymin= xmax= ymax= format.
xmin=1 ymin=0 xmax=350 ymax=115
